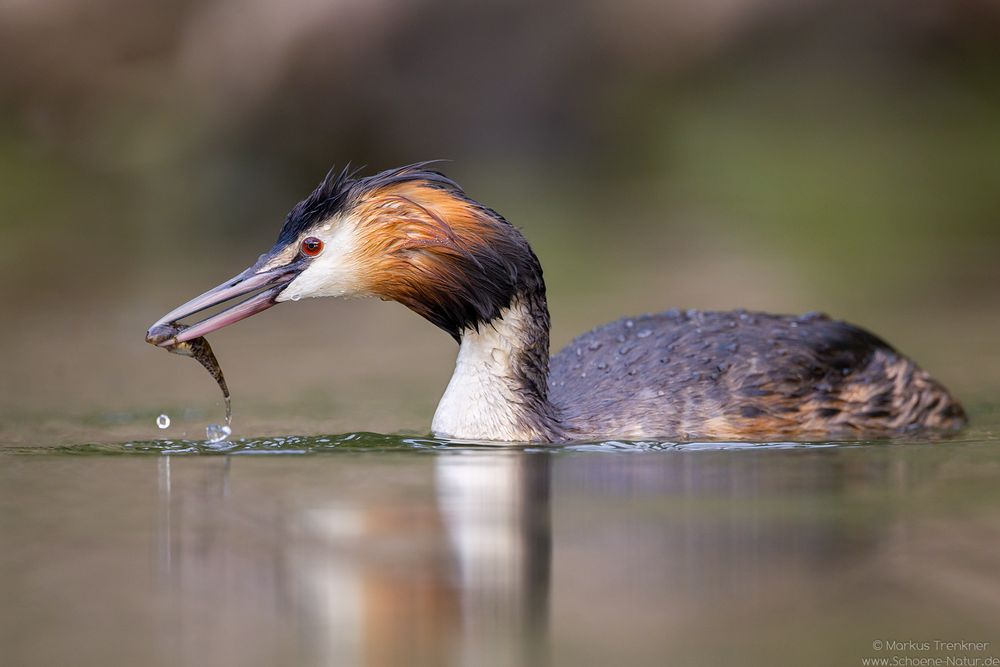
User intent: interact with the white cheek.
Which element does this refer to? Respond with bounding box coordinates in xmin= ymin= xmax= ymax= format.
xmin=277 ymin=223 xmax=366 ymax=302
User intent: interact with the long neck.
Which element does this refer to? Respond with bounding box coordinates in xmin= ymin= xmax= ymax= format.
xmin=432 ymin=289 xmax=564 ymax=442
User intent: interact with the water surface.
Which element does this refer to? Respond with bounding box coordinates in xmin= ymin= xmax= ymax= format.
xmin=2 ymin=408 xmax=1000 ymax=667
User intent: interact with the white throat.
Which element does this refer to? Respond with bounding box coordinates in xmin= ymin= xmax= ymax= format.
xmin=432 ymin=300 xmax=545 ymax=442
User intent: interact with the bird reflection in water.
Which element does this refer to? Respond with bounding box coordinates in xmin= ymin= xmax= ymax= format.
xmin=154 ymin=446 xmax=967 ymax=665
xmin=436 ymin=452 xmax=551 ymax=666
xmin=155 ymin=451 xmax=552 ymax=666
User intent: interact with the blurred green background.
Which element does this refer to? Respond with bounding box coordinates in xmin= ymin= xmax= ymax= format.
xmin=2 ymin=0 xmax=999 ymax=443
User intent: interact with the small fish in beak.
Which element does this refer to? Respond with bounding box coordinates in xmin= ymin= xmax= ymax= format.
xmin=146 ymin=322 xmax=231 ymax=430
xmin=144 ymin=257 xmax=306 ymax=437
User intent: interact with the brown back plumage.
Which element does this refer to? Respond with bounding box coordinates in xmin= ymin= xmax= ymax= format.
xmin=550 ymin=310 xmax=966 ymax=440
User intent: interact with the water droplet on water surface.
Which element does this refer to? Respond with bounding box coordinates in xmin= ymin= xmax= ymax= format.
xmin=156 ymin=414 xmax=170 ymax=429
xmin=205 ymin=423 xmax=232 ymax=444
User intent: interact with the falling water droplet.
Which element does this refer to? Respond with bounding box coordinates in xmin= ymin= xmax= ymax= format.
xmin=205 ymin=423 xmax=232 ymax=444
xmin=156 ymin=414 xmax=170 ymax=429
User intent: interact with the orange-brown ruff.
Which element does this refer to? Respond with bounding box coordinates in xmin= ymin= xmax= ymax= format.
xmin=151 ymin=164 xmax=967 ymax=442
xmin=346 ymin=178 xmax=544 ymax=339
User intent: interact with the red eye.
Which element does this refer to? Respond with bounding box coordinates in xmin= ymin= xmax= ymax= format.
xmin=301 ymin=236 xmax=324 ymax=257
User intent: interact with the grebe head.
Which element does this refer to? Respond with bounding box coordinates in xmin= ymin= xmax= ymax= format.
xmin=146 ymin=163 xmax=543 ymax=345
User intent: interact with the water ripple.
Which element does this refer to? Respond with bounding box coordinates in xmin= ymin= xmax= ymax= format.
xmin=2 ymin=431 xmax=981 ymax=456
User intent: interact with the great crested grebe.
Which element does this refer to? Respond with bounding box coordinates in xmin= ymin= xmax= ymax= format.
xmin=146 ymin=163 xmax=966 ymax=442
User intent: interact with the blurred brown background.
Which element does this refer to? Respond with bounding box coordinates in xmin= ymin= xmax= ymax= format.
xmin=2 ymin=0 xmax=999 ymax=443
